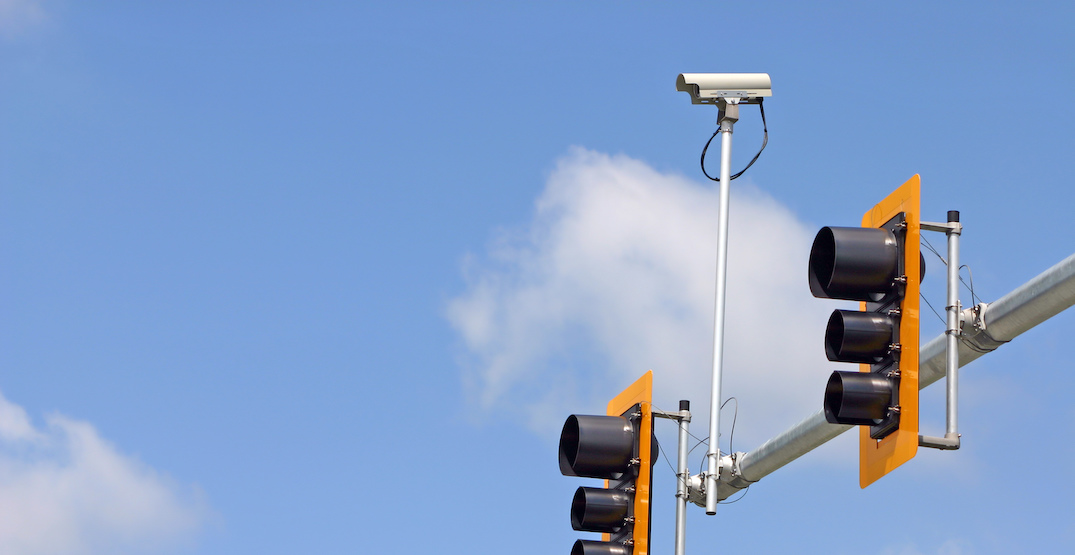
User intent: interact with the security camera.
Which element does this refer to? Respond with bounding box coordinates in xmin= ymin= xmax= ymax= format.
xmin=676 ymin=73 xmax=772 ymax=104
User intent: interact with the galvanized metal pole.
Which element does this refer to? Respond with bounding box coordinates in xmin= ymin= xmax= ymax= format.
xmin=705 ymin=104 xmax=738 ymax=515
xmin=675 ymin=401 xmax=691 ymax=555
xmin=944 ymin=214 xmax=961 ymax=439
xmin=713 ymin=252 xmax=1075 ymax=499
xmin=653 ymin=403 xmax=693 ymax=555
xmin=919 ymin=214 xmax=963 ymax=450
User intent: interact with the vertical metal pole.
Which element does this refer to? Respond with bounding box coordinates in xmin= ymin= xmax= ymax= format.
xmin=706 ymin=103 xmax=736 ymax=515
xmin=674 ymin=401 xmax=690 ymax=555
xmin=918 ymin=215 xmax=963 ymax=451
xmin=944 ymin=211 xmax=961 ymax=439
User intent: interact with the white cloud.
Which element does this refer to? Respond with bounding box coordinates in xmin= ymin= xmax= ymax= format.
xmin=447 ymin=148 xmax=843 ymax=449
xmin=0 ymin=390 xmax=209 ymax=555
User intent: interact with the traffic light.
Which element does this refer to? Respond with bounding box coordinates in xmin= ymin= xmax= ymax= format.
xmin=559 ymin=371 xmax=654 ymax=555
xmin=808 ymin=175 xmax=921 ymax=487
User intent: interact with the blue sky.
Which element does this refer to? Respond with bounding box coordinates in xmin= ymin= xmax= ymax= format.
xmin=2 ymin=1 xmax=1073 ymax=554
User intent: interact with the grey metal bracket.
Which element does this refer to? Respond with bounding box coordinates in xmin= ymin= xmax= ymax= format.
xmin=919 ymin=432 xmax=961 ymax=450
xmin=652 ymin=408 xmax=691 ymax=423
xmin=716 ymin=97 xmax=740 ymax=126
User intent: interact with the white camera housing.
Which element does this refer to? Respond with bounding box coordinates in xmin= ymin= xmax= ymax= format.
xmin=676 ymin=73 xmax=772 ymax=104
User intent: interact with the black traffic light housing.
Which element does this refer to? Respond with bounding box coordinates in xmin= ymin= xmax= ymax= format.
xmin=808 ymin=176 xmax=921 ymax=487
xmin=810 ymin=216 xmax=908 ymax=439
xmin=559 ymin=371 xmax=655 ymax=555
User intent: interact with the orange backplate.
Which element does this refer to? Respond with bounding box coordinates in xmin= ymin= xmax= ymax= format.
xmin=606 ymin=371 xmax=652 ymax=555
xmin=859 ymin=175 xmax=920 ymax=488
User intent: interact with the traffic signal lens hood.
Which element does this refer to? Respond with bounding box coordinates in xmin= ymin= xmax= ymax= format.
xmin=824 ymin=370 xmax=894 ymax=425
xmin=571 ymin=487 xmax=631 ymax=532
xmin=825 ymin=310 xmax=896 ymax=363
xmin=571 ymin=540 xmax=629 ymax=555
xmin=809 ymin=227 xmax=899 ymax=301
xmin=559 ymin=415 xmax=635 ymax=479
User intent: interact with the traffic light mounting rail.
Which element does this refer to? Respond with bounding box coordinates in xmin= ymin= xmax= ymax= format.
xmin=918 ymin=211 xmax=964 ymax=451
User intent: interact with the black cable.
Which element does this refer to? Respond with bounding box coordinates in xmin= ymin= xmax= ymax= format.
xmin=960 ymin=264 xmax=982 ymax=306
xmin=691 ymin=398 xmax=740 ymax=474
xmin=694 ymin=439 xmax=709 ymax=475
xmin=920 ymin=292 xmax=947 ymax=325
xmin=921 ymin=238 xmax=992 ymax=351
xmin=652 ymin=434 xmax=682 ymax=483
xmin=718 ymin=485 xmax=750 ymax=505
xmin=922 ymin=236 xmax=981 ymax=303
xmin=725 ymin=397 xmax=739 ymax=456
xmin=700 ymin=99 xmax=768 ymax=182
xmin=921 ymin=236 xmax=945 ymax=263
